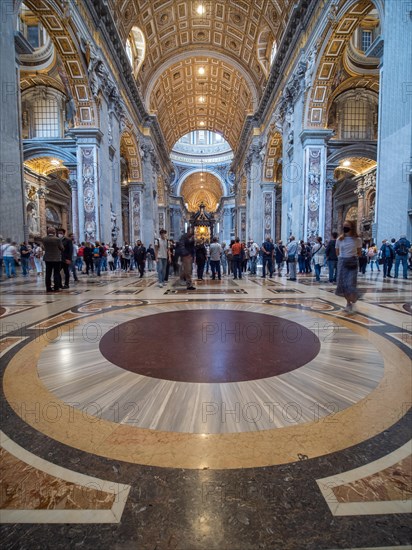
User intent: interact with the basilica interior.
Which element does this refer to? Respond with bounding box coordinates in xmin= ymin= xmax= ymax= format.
xmin=0 ymin=0 xmax=411 ymax=548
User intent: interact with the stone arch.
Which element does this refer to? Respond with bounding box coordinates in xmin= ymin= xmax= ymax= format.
xmin=16 ymin=0 xmax=98 ymax=127
xmin=120 ymin=130 xmax=142 ymax=182
xmin=304 ymin=0 xmax=381 ymax=128
xmin=23 ymin=143 xmax=77 ymax=166
xmin=176 ymin=168 xmax=228 ymax=197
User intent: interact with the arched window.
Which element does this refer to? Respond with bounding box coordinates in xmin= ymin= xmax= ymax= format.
xmin=333 ymin=89 xmax=378 ymax=141
xmin=18 ymin=3 xmax=47 ymax=49
xmin=257 ymin=28 xmax=275 ymax=77
xmin=21 ymin=87 xmax=66 ymax=139
xmin=126 ymin=27 xmax=146 ymax=76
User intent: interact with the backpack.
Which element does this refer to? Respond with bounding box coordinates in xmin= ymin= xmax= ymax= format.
xmin=397 ymin=242 xmax=409 ymax=256
xmin=93 ymin=247 xmax=100 ymax=258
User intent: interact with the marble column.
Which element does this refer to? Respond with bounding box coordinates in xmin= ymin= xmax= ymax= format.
xmin=37 ymin=186 xmax=48 ymax=236
xmin=140 ymin=140 xmax=158 ymax=246
xmin=245 ymin=139 xmax=265 ymax=242
xmin=261 ymin=183 xmax=276 ymax=240
xmin=238 ymin=207 xmax=246 ymax=241
xmin=61 ymin=209 xmax=69 ymax=233
xmin=72 ymin=129 xmax=103 ymax=243
xmin=129 ymin=182 xmax=144 ymax=243
xmin=122 ymin=197 xmax=130 ymax=244
xmin=356 ymin=178 xmax=365 ymax=237
xmin=69 ymin=172 xmax=79 ymax=239
xmin=374 ymin=2 xmax=412 ymax=241
xmin=300 ymin=130 xmax=333 ymax=241
xmin=0 ymin=3 xmax=26 ymax=241
xmin=274 ymin=183 xmax=282 ymax=241
xmin=337 ymin=206 xmax=345 ymax=231
xmin=324 ymin=168 xmax=336 ymax=239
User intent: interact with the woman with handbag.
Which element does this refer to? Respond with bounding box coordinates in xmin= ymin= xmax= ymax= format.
xmin=335 ymin=220 xmax=362 ymax=314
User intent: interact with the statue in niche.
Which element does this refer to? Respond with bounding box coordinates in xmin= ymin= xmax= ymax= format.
xmin=107 ymin=111 xmax=113 ymax=145
xmin=287 ymin=203 xmax=293 ymax=236
xmin=305 ymin=47 xmax=317 ymax=90
xmin=27 ymin=206 xmax=39 ymax=235
xmin=110 ymin=204 xmax=117 ymax=231
xmin=65 ymin=97 xmax=76 ymax=130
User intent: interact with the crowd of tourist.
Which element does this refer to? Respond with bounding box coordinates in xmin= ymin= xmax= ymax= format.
xmin=0 ymin=227 xmax=410 ymax=297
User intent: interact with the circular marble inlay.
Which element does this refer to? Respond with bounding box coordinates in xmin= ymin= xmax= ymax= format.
xmin=99 ymin=310 xmax=320 ymax=383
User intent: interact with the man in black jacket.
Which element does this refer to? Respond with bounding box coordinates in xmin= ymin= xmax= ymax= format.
xmin=133 ymin=241 xmax=146 ymax=278
xmin=42 ymin=227 xmax=64 ymax=292
xmin=325 ymin=232 xmax=338 ymax=283
xmin=58 ymin=228 xmax=73 ymax=289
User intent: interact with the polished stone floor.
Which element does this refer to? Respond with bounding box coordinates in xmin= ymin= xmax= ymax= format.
xmin=0 ymin=266 xmax=411 ymax=549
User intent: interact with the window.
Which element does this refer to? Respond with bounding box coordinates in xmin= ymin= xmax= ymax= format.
xmin=18 ymin=5 xmax=47 ymax=50
xmin=342 ymin=99 xmax=369 ymax=139
xmin=33 ymin=96 xmax=59 ymax=137
xmin=126 ymin=27 xmax=146 ymax=75
xmin=334 ymin=90 xmax=378 ymax=141
xmin=27 ymin=25 xmax=40 ymax=48
xmin=361 ymin=30 xmax=372 ymax=52
xmin=22 ymin=87 xmax=65 ymax=139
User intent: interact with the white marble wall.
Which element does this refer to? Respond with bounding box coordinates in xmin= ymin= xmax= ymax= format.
xmin=0 ymin=5 xmax=25 ymax=242
xmin=375 ymin=1 xmax=412 ymax=242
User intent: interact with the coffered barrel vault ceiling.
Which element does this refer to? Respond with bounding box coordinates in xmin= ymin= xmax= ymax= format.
xmin=113 ymin=0 xmax=294 ymax=149
xmin=150 ymin=57 xmax=254 ymax=150
xmin=180 ymin=172 xmax=224 ymax=212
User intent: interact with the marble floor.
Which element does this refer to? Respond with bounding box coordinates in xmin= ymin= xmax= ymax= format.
xmin=0 ymin=267 xmax=411 ymax=549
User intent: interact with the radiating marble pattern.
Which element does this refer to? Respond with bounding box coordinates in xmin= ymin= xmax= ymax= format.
xmin=1 ymin=431 xmax=130 ymax=523
xmin=317 ymin=441 xmax=412 ymax=516
xmin=34 ymin=303 xmax=385 ymax=434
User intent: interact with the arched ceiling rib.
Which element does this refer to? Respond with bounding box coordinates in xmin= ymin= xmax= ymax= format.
xmin=181 ymin=171 xmax=223 ymax=212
